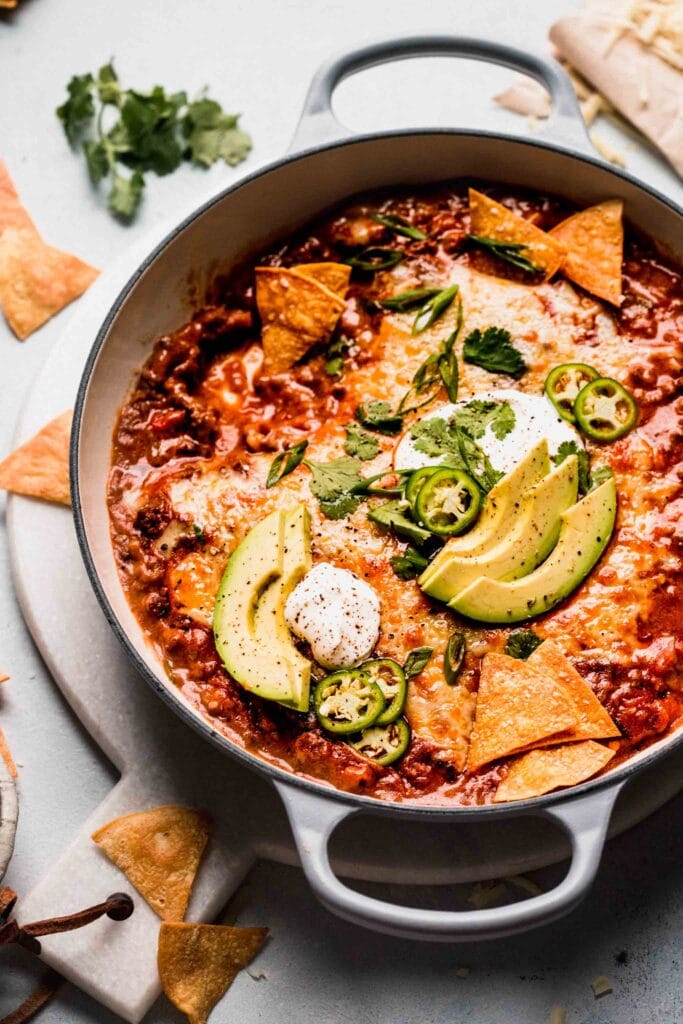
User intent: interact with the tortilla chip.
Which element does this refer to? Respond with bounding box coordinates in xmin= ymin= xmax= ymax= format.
xmin=0 ymin=227 xmax=99 ymax=339
xmin=0 ymin=161 xmax=38 ymax=236
xmin=0 ymin=726 xmax=18 ymax=778
xmin=295 ymin=261 xmax=351 ymax=297
xmin=0 ymin=410 xmax=72 ymax=505
xmin=92 ymin=806 xmax=211 ymax=922
xmin=255 ymin=266 xmax=346 ymax=373
xmin=549 ymin=199 xmax=623 ymax=305
xmin=493 ymin=740 xmax=615 ymax=802
xmin=0 ymin=672 xmax=8 ymax=684
xmin=468 ymin=188 xmax=565 ymax=279
xmin=527 ymin=641 xmax=620 ymax=743
xmin=158 ymin=922 xmax=268 ymax=1024
xmin=466 ymin=653 xmax=579 ymax=771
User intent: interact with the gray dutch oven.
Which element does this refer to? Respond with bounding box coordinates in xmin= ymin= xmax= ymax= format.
xmin=71 ymin=36 xmax=683 ymax=942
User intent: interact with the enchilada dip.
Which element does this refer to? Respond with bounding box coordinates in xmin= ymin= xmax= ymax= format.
xmin=108 ymin=183 xmax=682 ymax=805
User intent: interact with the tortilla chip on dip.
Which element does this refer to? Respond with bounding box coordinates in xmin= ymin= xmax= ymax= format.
xmin=255 ymin=265 xmax=347 ymax=374
xmin=92 ymin=806 xmax=211 ymax=922
xmin=468 ymin=188 xmax=565 ymax=279
xmin=466 ymin=653 xmax=579 ymax=771
xmin=493 ymin=740 xmax=615 ymax=802
xmin=549 ymin=199 xmax=623 ymax=305
xmin=527 ymin=641 xmax=620 ymax=743
xmin=0 ymin=227 xmax=99 ymax=340
xmin=0 ymin=410 xmax=72 ymax=505
xmin=158 ymin=922 xmax=268 ymax=1024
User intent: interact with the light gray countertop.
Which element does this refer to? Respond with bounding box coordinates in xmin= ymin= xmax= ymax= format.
xmin=1 ymin=1 xmax=681 ymax=1021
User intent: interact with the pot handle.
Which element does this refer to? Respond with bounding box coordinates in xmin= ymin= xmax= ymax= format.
xmin=288 ymin=35 xmax=591 ymax=156
xmin=275 ymin=779 xmax=623 ymax=941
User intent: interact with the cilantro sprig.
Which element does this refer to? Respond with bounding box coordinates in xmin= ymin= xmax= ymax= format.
xmin=57 ymin=62 xmax=252 ymax=220
xmin=463 ymin=326 xmax=527 ymax=379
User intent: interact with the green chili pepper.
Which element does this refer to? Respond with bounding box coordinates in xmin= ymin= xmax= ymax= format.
xmin=361 ymin=659 xmax=407 ymax=725
xmin=444 ymin=632 xmax=466 ymax=685
xmin=574 ymin=377 xmax=638 ymax=441
xmin=544 ymin=363 xmax=599 ymax=423
xmin=314 ymin=669 xmax=385 ymax=735
xmin=346 ymin=248 xmax=404 ymax=272
xmin=405 ymin=466 xmax=441 ymax=512
xmin=348 ymin=718 xmax=411 ymax=766
xmin=415 ymin=467 xmax=481 ymax=536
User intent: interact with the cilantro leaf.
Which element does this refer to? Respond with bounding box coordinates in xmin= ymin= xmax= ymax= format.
xmin=57 ymin=73 xmax=96 ymax=144
xmin=324 ymin=335 xmax=352 ymax=377
xmin=456 ymin=427 xmax=503 ymax=493
xmin=463 ymin=327 xmax=527 ymax=379
xmin=355 ymin=400 xmax=403 ymax=435
xmin=588 ymin=464 xmax=614 ymax=492
xmin=411 ymin=417 xmax=465 ymax=464
xmin=404 ymin=646 xmax=434 ymax=678
xmin=367 ymin=500 xmax=431 ymax=544
xmin=344 ymin=425 xmax=380 ymax=461
xmin=97 ymin=62 xmax=122 ymax=105
xmin=57 ymin=65 xmax=252 ymax=220
xmin=108 ymin=169 xmax=144 ymax=219
xmin=266 ymin=440 xmax=308 ymax=488
xmin=455 ymin=400 xmax=516 ymax=441
xmin=83 ymin=140 xmax=110 ymax=183
xmin=183 ymin=98 xmax=252 ymax=167
xmin=306 ymin=457 xmax=364 ymax=520
xmin=390 ymin=545 xmax=429 ymax=580
xmin=505 ymin=630 xmax=543 ymax=660
xmin=554 ymin=440 xmax=590 ymax=494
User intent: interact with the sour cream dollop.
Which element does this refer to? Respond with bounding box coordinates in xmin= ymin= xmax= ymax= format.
xmin=394 ymin=390 xmax=582 ymax=476
xmin=285 ymin=563 xmax=380 ymax=669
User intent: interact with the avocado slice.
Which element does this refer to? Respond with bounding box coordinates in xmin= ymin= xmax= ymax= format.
xmin=449 ymin=477 xmax=617 ymax=623
xmin=253 ymin=506 xmax=312 ymax=711
xmin=419 ymin=440 xmax=550 ymax=589
xmin=213 ymin=506 xmax=312 ymax=708
xmin=423 ymin=455 xmax=578 ymax=604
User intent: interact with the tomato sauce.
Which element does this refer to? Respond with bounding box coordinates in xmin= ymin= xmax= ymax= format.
xmin=108 ymin=182 xmax=683 ymax=805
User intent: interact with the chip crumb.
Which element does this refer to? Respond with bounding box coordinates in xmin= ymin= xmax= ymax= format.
xmin=0 ymin=725 xmax=18 ymax=778
xmin=455 ymin=966 xmax=470 ymax=978
xmin=591 ymin=975 xmax=613 ymax=998
xmin=550 ymin=1006 xmax=566 ymax=1024
xmin=247 ymin=968 xmax=267 ymax=981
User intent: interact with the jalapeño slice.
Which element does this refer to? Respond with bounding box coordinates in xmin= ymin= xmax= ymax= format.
xmin=415 ymin=468 xmax=481 ymax=536
xmin=574 ymin=377 xmax=638 ymax=442
xmin=361 ymin=659 xmax=407 ymax=725
xmin=314 ymin=670 xmax=385 ymax=735
xmin=349 ymin=718 xmax=411 ymax=766
xmin=544 ymin=363 xmax=599 ymax=423
xmin=405 ymin=466 xmax=441 ymax=511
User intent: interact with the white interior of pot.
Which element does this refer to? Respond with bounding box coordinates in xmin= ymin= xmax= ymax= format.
xmin=76 ymin=132 xmax=683 ymax=770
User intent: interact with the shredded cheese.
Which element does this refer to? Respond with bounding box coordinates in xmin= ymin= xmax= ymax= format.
xmin=589 ymin=129 xmax=628 ymax=165
xmin=598 ymin=1 xmax=683 ymax=71
xmin=550 ymin=1007 xmax=567 ymax=1024
xmin=505 ymin=874 xmax=544 ymax=897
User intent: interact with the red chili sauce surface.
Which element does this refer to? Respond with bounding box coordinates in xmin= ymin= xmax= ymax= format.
xmin=108 ymin=182 xmax=683 ymax=805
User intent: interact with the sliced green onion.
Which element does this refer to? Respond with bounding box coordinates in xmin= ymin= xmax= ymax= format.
xmin=346 ymin=247 xmax=404 ymax=272
xmin=412 ymin=284 xmax=459 ymax=335
xmin=371 ymin=212 xmax=426 ymax=241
